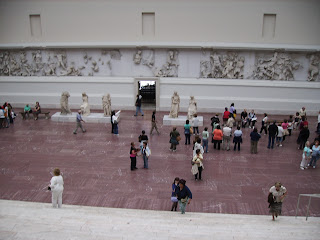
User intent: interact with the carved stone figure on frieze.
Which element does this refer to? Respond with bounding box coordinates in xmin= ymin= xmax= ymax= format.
xmin=142 ymin=50 xmax=155 ymax=68
xmin=55 ymin=53 xmax=67 ymax=69
xmin=234 ymin=56 xmax=245 ymax=79
xmin=200 ymin=60 xmax=211 ymax=78
xmin=210 ymin=53 xmax=223 ymax=78
xmin=307 ymin=54 xmax=320 ymax=81
xmin=187 ymin=96 xmax=197 ymax=120
xmin=80 ymin=92 xmax=90 ymax=116
xmin=169 ymin=91 xmax=180 ymax=118
xmin=102 ymin=93 xmax=112 ymax=116
xmin=60 ymin=91 xmax=72 ymax=115
xmin=133 ymin=50 xmax=142 ymax=64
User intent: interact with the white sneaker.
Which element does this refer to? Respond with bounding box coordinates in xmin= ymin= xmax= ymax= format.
xmin=249 ymin=126 xmax=252 ymax=128
xmin=279 ymin=144 xmax=282 ymax=147
xmin=313 ymin=166 xmax=316 ymax=168
xmin=300 ymin=167 xmax=304 ymax=170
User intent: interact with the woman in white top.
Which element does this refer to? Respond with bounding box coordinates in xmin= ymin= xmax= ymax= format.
xmin=269 ymin=182 xmax=287 ymax=221
xmin=49 ymin=168 xmax=64 ymax=208
xmin=191 ymin=149 xmax=204 ymax=180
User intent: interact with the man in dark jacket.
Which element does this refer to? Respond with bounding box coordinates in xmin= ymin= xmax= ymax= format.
xmin=134 ymin=95 xmax=144 ymax=116
xmin=268 ymin=121 xmax=278 ymax=149
xmin=298 ymin=125 xmax=310 ymax=149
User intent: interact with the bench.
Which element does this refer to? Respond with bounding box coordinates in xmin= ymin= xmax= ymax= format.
xmin=20 ymin=112 xmax=50 ymax=120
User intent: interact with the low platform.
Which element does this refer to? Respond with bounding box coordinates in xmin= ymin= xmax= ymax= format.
xmin=0 ymin=200 xmax=319 ymax=240
xmin=163 ymin=115 xmax=203 ymax=126
xmin=51 ymin=112 xmax=111 ymax=123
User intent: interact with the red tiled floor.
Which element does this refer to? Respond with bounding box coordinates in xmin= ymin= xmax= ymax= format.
xmin=0 ymin=109 xmax=319 ymax=217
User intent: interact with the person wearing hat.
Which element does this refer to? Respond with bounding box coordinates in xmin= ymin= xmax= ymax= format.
xmin=269 ymin=182 xmax=287 ymax=221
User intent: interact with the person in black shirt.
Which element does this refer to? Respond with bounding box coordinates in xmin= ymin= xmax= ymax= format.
xmin=268 ymin=121 xmax=278 ymax=149
xmin=150 ymin=111 xmax=160 ymax=135
xmin=134 ymin=95 xmax=144 ymax=116
xmin=175 ymin=179 xmax=192 ymax=214
xmin=240 ymin=109 xmax=248 ymax=128
xmin=138 ymin=130 xmax=148 ymax=149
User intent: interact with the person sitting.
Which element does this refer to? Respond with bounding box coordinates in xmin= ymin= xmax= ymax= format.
xmin=248 ymin=109 xmax=257 ymax=128
xmin=24 ymin=104 xmax=32 ymax=119
xmin=33 ymin=102 xmax=41 ymax=120
xmin=241 ymin=109 xmax=248 ymax=128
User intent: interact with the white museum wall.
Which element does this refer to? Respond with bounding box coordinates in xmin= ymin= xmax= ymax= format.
xmin=1 ymin=77 xmax=319 ymax=115
xmin=0 ymin=0 xmax=320 ymax=47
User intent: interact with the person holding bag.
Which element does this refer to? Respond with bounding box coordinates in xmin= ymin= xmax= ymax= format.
xmin=175 ymin=179 xmax=192 ymax=214
xmin=191 ymin=149 xmax=204 ymax=181
xmin=170 ymin=177 xmax=180 ymax=211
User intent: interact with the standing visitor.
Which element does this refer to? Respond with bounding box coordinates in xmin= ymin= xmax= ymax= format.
xmin=294 ymin=112 xmax=301 ymax=130
xmin=211 ymin=114 xmax=220 ymax=131
xmin=241 ymin=109 xmax=248 ymax=128
xmin=112 ymin=111 xmax=119 ymax=135
xmin=150 ymin=111 xmax=160 ymax=135
xmin=223 ymin=107 xmax=230 ymax=126
xmin=192 ymin=114 xmax=199 ymax=135
xmin=248 ymin=109 xmax=257 ymax=128
xmin=300 ymin=141 xmax=311 ymax=170
xmin=222 ymin=124 xmax=232 ymax=151
xmin=308 ymin=140 xmax=320 ymax=168
xmin=299 ymin=107 xmax=306 ymax=118
xmin=184 ymin=120 xmax=191 ymax=145
xmin=3 ymin=103 xmax=9 ymax=127
xmin=175 ymin=179 xmax=192 ymax=214
xmin=269 ymin=182 xmax=287 ymax=221
xmin=317 ymin=111 xmax=320 ymax=134
xmin=267 ymin=121 xmax=278 ymax=149
xmin=73 ymin=110 xmax=86 ymax=134
xmin=297 ymin=125 xmax=310 ymax=150
xmin=191 ymin=149 xmax=204 ymax=181
xmin=138 ymin=130 xmax=148 ymax=149
xmin=0 ymin=107 xmax=5 ymax=128
xmin=193 ymin=138 xmax=204 ymax=156
xmin=229 ymin=103 xmax=235 ymax=114
xmin=202 ymin=127 xmax=209 ymax=153
xmin=233 ymin=126 xmax=243 ymax=151
xmin=227 ymin=114 xmax=235 ymax=128
xmin=130 ymin=142 xmax=139 ymax=171
xmin=213 ymin=125 xmax=223 ymax=150
xmin=276 ymin=124 xmax=284 ymax=147
xmin=141 ymin=142 xmax=151 ymax=169
xmin=260 ymin=113 xmax=268 ymax=135
xmin=110 ymin=111 xmax=115 ymax=133
xmin=171 ymin=177 xmax=180 ymax=211
xmin=48 ymin=168 xmax=64 ymax=208
xmin=250 ymin=128 xmax=261 ymax=154
xmin=288 ymin=115 xmax=294 ymax=136
xmin=281 ymin=120 xmax=289 ymax=141
xmin=134 ymin=94 xmax=144 ymax=116
xmin=169 ymin=127 xmax=180 ymax=152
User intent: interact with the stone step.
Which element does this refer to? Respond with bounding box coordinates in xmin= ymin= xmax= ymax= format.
xmin=0 ymin=200 xmax=319 ymax=240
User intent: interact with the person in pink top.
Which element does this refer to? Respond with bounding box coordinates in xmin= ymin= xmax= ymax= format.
xmin=281 ymin=119 xmax=289 ymax=141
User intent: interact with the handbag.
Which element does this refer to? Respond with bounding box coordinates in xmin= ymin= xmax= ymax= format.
xmin=146 ymin=148 xmax=151 ymax=157
xmin=190 ymin=127 xmax=193 ymax=134
xmin=176 ymin=136 xmax=181 ymax=142
xmin=171 ymin=196 xmax=178 ymax=202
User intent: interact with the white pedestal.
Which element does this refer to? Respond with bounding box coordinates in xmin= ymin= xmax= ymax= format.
xmin=51 ymin=112 xmax=112 ymax=123
xmin=162 ymin=115 xmax=203 ymax=126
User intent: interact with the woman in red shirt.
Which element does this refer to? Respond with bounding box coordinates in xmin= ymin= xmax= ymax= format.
xmin=223 ymin=107 xmax=230 ymax=126
xmin=213 ymin=125 xmax=223 ymax=150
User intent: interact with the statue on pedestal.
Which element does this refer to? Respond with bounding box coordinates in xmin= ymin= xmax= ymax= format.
xmin=187 ymin=96 xmax=197 ymax=120
xmin=80 ymin=92 xmax=90 ymax=116
xmin=102 ymin=93 xmax=112 ymax=116
xmin=169 ymin=91 xmax=180 ymax=118
xmin=60 ymin=91 xmax=71 ymax=115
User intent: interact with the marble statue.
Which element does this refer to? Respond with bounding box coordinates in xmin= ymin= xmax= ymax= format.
xmin=55 ymin=53 xmax=67 ymax=69
xmin=60 ymin=91 xmax=72 ymax=115
xmin=43 ymin=63 xmax=56 ymax=76
xmin=60 ymin=62 xmax=82 ymax=76
xmin=307 ymin=54 xmax=320 ymax=81
xmin=252 ymin=52 xmax=300 ymax=80
xmin=169 ymin=91 xmax=180 ymax=118
xmin=187 ymin=96 xmax=197 ymax=120
xmin=102 ymin=93 xmax=112 ymax=116
xmin=80 ymin=92 xmax=90 ymax=116
xmin=133 ymin=50 xmax=142 ymax=64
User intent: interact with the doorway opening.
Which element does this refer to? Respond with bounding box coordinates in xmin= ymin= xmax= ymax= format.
xmin=138 ymin=81 xmax=156 ymax=109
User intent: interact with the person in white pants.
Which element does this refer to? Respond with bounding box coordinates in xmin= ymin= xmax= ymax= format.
xmin=49 ymin=168 xmax=64 ymax=208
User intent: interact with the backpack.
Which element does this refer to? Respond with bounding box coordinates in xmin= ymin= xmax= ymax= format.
xmin=267 ymin=192 xmax=275 ymax=208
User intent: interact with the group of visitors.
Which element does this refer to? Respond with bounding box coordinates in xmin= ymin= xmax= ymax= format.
xmin=129 ymin=130 xmax=151 ymax=170
xmin=0 ymin=102 xmax=16 ymax=129
xmin=23 ymin=102 xmax=41 ymax=120
xmin=171 ymin=177 xmax=192 ymax=214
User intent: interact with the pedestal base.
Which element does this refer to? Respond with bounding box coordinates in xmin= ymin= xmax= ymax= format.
xmin=162 ymin=115 xmax=203 ymax=126
xmin=51 ymin=112 xmax=111 ymax=123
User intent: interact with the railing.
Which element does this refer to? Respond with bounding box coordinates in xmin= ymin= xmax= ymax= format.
xmin=295 ymin=194 xmax=320 ymax=220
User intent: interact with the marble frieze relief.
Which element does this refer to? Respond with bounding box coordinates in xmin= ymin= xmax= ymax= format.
xmin=0 ymin=49 xmax=318 ymax=81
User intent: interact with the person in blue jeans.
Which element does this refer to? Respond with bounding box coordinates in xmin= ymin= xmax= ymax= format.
xmin=202 ymin=127 xmax=209 ymax=153
xmin=142 ymin=142 xmax=151 ymax=169
xmin=184 ymin=120 xmax=191 ymax=145
xmin=175 ymin=179 xmax=192 ymax=214
xmin=267 ymin=121 xmax=278 ymax=149
xmin=308 ymin=140 xmax=320 ymax=168
xmin=134 ymin=95 xmax=144 ymax=116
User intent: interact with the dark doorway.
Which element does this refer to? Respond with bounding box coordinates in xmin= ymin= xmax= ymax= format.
xmin=138 ymin=81 xmax=156 ymax=107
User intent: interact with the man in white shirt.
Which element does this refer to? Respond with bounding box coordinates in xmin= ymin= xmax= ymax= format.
xmin=276 ymin=124 xmax=284 ymax=147
xmin=192 ymin=114 xmax=199 ymax=135
xmin=299 ymin=107 xmax=306 ymax=117
xmin=223 ymin=126 xmax=232 ymax=151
